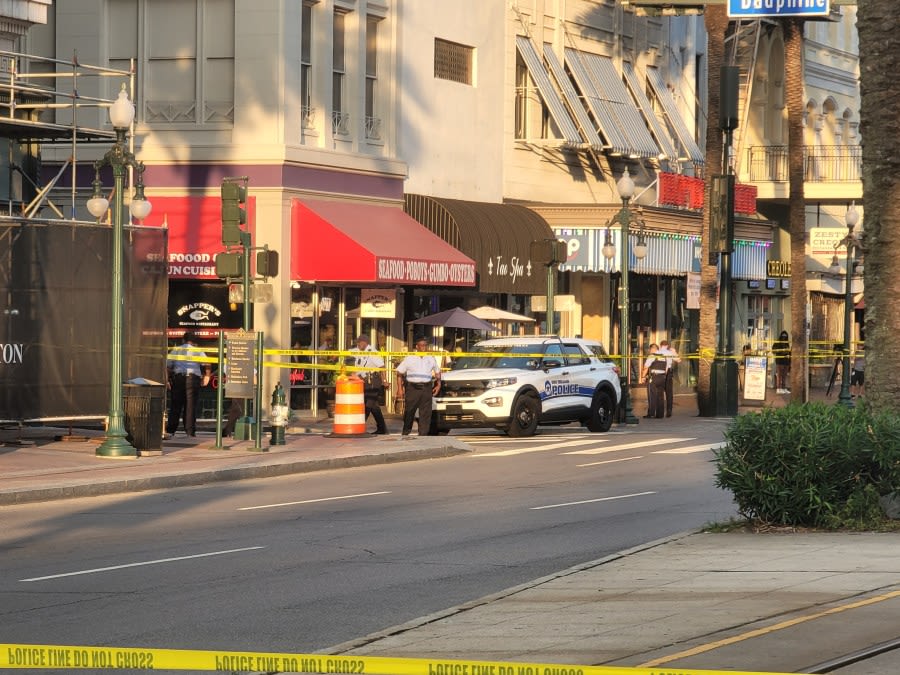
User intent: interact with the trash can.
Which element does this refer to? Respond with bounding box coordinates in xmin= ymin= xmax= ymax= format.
xmin=123 ymin=378 xmax=166 ymax=453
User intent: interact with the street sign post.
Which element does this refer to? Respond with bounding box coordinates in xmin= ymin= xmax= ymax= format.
xmin=728 ymin=0 xmax=830 ymax=18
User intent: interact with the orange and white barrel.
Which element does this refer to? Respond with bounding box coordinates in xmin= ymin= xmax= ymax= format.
xmin=331 ymin=374 xmax=367 ymax=436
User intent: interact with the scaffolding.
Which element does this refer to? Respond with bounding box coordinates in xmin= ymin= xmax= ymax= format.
xmin=0 ymin=49 xmax=134 ymax=219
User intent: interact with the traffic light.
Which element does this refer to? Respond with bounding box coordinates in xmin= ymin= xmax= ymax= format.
xmin=256 ymin=249 xmax=279 ymax=278
xmin=215 ymin=252 xmax=242 ymax=278
xmin=221 ymin=180 xmax=247 ymax=246
xmin=530 ymin=238 xmax=568 ymax=265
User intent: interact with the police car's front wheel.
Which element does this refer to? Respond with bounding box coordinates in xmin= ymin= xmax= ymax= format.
xmin=506 ymin=393 xmax=540 ymax=437
xmin=586 ymin=390 xmax=615 ymax=432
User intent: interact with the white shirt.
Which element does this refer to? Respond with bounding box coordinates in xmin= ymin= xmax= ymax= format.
xmin=349 ymin=345 xmax=385 ymax=370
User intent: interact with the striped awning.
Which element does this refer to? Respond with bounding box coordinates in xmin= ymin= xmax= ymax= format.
xmin=542 ymin=44 xmax=604 ymax=151
xmin=564 ymin=49 xmax=661 ymax=159
xmin=646 ymin=67 xmax=705 ymax=165
xmin=515 ymin=36 xmax=584 ymax=148
xmin=731 ymin=240 xmax=770 ymax=280
xmin=555 ymin=228 xmax=701 ymax=277
xmin=556 ymin=227 xmax=769 ymax=279
xmin=622 ymin=61 xmax=680 ymax=162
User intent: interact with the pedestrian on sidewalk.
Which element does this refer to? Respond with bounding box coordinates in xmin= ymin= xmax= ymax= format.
xmin=851 ymin=345 xmax=865 ymax=398
xmin=658 ymin=339 xmax=681 ymax=417
xmin=641 ymin=344 xmax=667 ymax=419
xmin=348 ymin=334 xmax=388 ymax=434
xmin=773 ymin=330 xmax=791 ymax=394
xmin=396 ymin=335 xmax=441 ymax=436
xmin=166 ymin=331 xmax=202 ymax=437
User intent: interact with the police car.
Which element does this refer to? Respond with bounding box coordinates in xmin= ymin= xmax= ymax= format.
xmin=433 ymin=336 xmax=621 ymax=437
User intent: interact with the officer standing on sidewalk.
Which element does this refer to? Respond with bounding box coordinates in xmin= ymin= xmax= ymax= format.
xmin=395 ymin=335 xmax=441 ymax=436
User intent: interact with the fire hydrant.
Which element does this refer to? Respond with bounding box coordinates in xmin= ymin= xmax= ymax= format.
xmin=270 ymin=382 xmax=288 ymax=445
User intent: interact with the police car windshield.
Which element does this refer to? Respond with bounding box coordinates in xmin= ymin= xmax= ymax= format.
xmin=450 ymin=344 xmax=543 ymax=371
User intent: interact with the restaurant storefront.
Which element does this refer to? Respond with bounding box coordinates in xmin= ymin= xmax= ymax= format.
xmin=403 ymin=194 xmax=557 ymax=337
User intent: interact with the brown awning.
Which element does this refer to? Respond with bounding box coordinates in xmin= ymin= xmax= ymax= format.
xmin=404 ymin=195 xmax=555 ymax=294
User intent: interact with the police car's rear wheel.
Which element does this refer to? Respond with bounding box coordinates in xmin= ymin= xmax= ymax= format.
xmin=586 ymin=390 xmax=615 ymax=432
xmin=507 ymin=394 xmax=540 ymax=437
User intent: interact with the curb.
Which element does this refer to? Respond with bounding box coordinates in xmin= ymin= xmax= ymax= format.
xmin=0 ymin=444 xmax=471 ymax=506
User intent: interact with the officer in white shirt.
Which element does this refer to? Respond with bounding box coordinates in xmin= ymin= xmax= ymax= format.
xmin=348 ymin=334 xmax=388 ymax=434
xmin=395 ymin=335 xmax=441 ymax=436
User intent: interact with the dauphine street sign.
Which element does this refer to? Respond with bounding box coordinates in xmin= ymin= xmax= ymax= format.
xmin=728 ymin=0 xmax=831 ymax=18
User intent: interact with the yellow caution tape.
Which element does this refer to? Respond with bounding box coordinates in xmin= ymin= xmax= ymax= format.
xmin=0 ymin=643 xmax=802 ymax=675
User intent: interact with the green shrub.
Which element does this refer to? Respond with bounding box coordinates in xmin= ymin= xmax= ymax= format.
xmin=713 ymin=402 xmax=900 ymax=528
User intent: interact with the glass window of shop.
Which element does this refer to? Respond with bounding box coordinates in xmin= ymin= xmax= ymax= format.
xmin=290 ymin=283 xmax=395 ymax=415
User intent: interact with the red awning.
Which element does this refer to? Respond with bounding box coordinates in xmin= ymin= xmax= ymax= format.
xmin=291 ymin=199 xmax=476 ymax=286
xmin=142 ymin=195 xmax=256 ymax=279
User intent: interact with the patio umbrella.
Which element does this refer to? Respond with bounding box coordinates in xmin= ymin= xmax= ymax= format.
xmin=469 ymin=306 xmax=535 ymax=322
xmin=408 ymin=307 xmax=497 ymax=332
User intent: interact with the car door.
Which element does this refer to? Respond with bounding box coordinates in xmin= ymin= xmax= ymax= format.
xmin=539 ymin=343 xmax=580 ymax=415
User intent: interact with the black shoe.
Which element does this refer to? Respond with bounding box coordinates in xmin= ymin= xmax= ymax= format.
xmin=643 ymin=415 xmax=653 ymax=419
xmin=376 ymin=430 xmax=389 ymax=435
xmin=666 ymin=413 xmax=672 ymax=418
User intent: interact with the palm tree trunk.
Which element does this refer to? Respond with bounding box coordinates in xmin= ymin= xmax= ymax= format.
xmin=784 ymin=18 xmax=808 ymax=401
xmin=697 ymin=6 xmax=728 ymax=416
xmin=856 ymin=0 xmax=900 ymax=410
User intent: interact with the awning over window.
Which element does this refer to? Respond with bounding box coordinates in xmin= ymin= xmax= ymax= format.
xmin=731 ymin=240 xmax=770 ymax=280
xmin=405 ymin=195 xmax=555 ymax=295
xmin=564 ymin=49 xmax=660 ymax=159
xmin=622 ymin=61 xmax=680 ymax=162
xmin=291 ymin=199 xmax=476 ymax=286
xmin=515 ymin=36 xmax=584 ymax=148
xmin=646 ymin=67 xmax=705 ymax=165
xmin=143 ymin=195 xmax=256 ymax=279
xmin=555 ymin=228 xmax=701 ymax=276
xmin=542 ymin=44 xmax=604 ymax=152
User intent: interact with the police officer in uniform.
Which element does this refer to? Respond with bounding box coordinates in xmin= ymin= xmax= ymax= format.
xmin=641 ymin=344 xmax=667 ymax=419
xmin=395 ymin=335 xmax=441 ymax=436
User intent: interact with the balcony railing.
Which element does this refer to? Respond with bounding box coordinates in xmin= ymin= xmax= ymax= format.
xmin=748 ymin=145 xmax=862 ymax=183
xmin=365 ymin=115 xmax=382 ymax=141
xmin=331 ymin=110 xmax=350 ymax=136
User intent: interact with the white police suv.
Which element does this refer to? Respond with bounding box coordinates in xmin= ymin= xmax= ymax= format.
xmin=432 ymin=336 xmax=621 ymax=437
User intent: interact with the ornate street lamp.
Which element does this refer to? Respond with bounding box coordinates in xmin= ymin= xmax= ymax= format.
xmin=830 ymin=202 xmax=861 ymax=409
xmin=86 ymin=85 xmax=152 ymax=457
xmin=602 ymin=168 xmax=647 ymax=425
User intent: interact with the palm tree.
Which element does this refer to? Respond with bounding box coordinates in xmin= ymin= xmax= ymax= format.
xmin=783 ymin=18 xmax=808 ymax=402
xmin=856 ymin=0 xmax=900 ymax=412
xmin=697 ymin=5 xmax=728 ymax=415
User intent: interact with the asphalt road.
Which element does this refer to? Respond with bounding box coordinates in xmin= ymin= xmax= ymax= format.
xmin=1 ymin=422 xmax=736 ymax=655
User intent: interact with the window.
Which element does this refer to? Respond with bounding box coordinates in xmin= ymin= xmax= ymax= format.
xmin=332 ymin=10 xmax=349 ymax=135
xmin=365 ymin=15 xmax=381 ymax=140
xmin=434 ymin=38 xmax=473 ymax=85
xmin=109 ymin=0 xmax=234 ymax=125
xmin=301 ymin=2 xmax=314 ymax=129
xmin=514 ymin=51 xmax=549 ymax=140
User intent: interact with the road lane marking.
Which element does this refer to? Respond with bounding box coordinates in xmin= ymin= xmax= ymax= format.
xmin=473 ymin=438 xmax=604 ymax=457
xmin=19 ymin=547 xmax=265 ymax=582
xmin=563 ymin=437 xmax=694 ymax=454
xmin=238 ymin=491 xmax=391 ymax=511
xmin=653 ymin=441 xmax=727 ymax=454
xmin=530 ymin=491 xmax=656 ymax=510
xmin=576 ymin=456 xmax=642 ymax=467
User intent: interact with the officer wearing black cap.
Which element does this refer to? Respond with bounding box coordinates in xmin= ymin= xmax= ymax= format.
xmin=395 ymin=335 xmax=441 ymax=436
xmin=348 ymin=333 xmax=388 ymax=434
